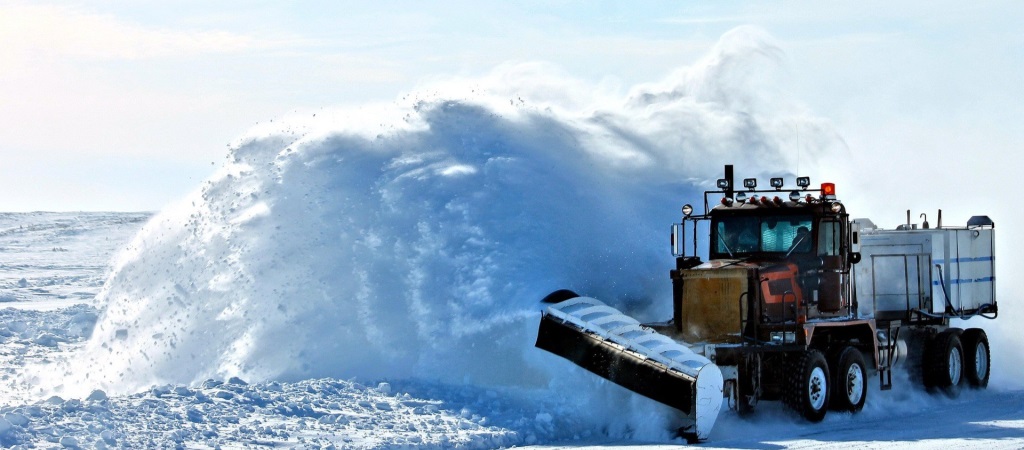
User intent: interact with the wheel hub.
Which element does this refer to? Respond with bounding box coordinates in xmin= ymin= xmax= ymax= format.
xmin=976 ymin=342 xmax=989 ymax=380
xmin=808 ymin=367 xmax=827 ymax=410
xmin=949 ymin=346 xmax=962 ymax=385
xmin=846 ymin=362 xmax=864 ymax=404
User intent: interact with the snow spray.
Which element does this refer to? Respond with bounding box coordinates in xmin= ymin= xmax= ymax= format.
xmin=46 ymin=26 xmax=856 ymax=440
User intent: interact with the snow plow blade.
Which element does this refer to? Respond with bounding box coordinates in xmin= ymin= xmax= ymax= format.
xmin=535 ymin=296 xmax=723 ymax=441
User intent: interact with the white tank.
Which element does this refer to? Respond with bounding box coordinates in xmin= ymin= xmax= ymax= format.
xmin=852 ymin=217 xmax=995 ymax=319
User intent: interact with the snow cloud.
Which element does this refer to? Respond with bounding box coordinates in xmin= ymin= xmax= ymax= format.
xmin=19 ymin=29 xmax=842 ymax=441
xmin=47 ymin=27 xmax=843 ymax=396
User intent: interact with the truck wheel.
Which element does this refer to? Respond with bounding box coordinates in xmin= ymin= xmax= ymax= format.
xmin=785 ymin=349 xmax=830 ymax=422
xmin=962 ymin=328 xmax=990 ymax=388
xmin=924 ymin=330 xmax=964 ymax=398
xmin=829 ymin=346 xmax=867 ymax=412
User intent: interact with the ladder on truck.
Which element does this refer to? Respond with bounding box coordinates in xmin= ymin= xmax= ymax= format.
xmin=876 ymin=326 xmax=900 ymax=391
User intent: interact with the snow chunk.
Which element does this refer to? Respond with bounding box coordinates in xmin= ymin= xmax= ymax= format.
xmin=59 ymin=435 xmax=78 ymax=448
xmin=33 ymin=332 xmax=68 ymax=347
xmin=86 ymin=390 xmax=108 ymax=402
xmin=3 ymin=413 xmax=28 ymax=427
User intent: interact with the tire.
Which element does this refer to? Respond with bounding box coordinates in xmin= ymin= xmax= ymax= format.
xmin=924 ymin=329 xmax=964 ymax=398
xmin=829 ymin=346 xmax=867 ymax=412
xmin=962 ymin=328 xmax=990 ymax=388
xmin=785 ymin=349 xmax=830 ymax=422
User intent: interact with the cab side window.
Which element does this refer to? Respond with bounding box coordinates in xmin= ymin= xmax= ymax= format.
xmin=818 ymin=220 xmax=841 ymax=256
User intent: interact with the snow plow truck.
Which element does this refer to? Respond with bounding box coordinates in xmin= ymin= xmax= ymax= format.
xmin=535 ymin=165 xmax=997 ymax=442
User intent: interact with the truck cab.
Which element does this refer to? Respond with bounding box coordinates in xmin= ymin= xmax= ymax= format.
xmin=670 ymin=179 xmax=857 ymax=346
xmin=710 ymin=202 xmax=852 ymax=316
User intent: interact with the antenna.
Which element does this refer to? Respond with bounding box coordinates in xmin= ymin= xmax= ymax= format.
xmin=791 ymin=121 xmax=801 ymax=179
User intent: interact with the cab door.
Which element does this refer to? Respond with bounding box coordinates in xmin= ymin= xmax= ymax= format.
xmin=816 ymin=218 xmax=849 ymax=312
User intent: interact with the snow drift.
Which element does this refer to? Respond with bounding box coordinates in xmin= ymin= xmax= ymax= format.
xmin=45 ymin=26 xmax=847 ymax=434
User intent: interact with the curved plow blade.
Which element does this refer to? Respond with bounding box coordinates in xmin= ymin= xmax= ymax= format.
xmin=536 ymin=296 xmax=723 ymax=441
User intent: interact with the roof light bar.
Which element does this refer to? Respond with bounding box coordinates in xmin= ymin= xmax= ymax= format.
xmin=796 ymin=176 xmax=811 ymax=189
xmin=770 ymin=177 xmax=784 ymax=189
xmin=717 ymin=178 xmax=730 ymax=189
xmin=743 ymin=178 xmax=757 ymax=189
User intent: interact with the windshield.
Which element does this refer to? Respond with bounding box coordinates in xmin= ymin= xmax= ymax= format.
xmin=713 ymin=214 xmax=814 ymax=257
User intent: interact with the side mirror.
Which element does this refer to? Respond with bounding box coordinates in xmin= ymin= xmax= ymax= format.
xmin=850 ymin=222 xmax=861 ymax=253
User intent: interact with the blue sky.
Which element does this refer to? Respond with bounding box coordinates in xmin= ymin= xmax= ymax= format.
xmin=1 ymin=1 xmax=1021 ymax=214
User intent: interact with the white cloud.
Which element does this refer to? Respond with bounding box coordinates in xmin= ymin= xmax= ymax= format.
xmin=658 ymin=15 xmax=755 ymax=26
xmin=0 ymin=3 xmax=292 ymax=64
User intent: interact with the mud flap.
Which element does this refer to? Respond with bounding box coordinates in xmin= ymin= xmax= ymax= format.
xmin=535 ymin=297 xmax=724 ymax=441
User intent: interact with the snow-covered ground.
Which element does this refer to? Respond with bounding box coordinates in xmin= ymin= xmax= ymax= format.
xmin=1 ymin=212 xmax=1023 ymax=449
xmin=1 ymin=28 xmax=1022 ymax=449
xmin=0 ymin=213 xmax=543 ymax=449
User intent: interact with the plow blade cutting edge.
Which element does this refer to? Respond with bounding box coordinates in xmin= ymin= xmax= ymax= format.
xmin=535 ymin=296 xmax=723 ymax=441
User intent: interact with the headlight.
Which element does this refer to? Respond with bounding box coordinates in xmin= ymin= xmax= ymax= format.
xmin=682 ymin=204 xmax=693 ymax=216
